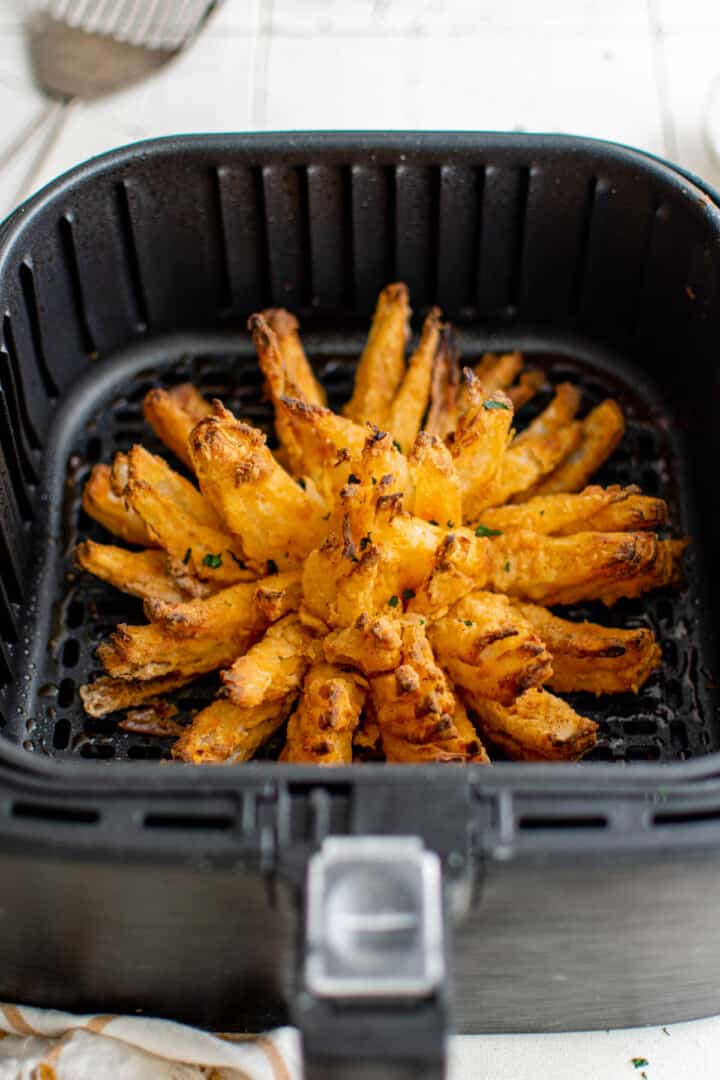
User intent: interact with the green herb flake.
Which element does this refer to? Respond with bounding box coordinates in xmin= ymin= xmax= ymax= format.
xmin=392 ymin=439 xmax=402 ymax=453
xmin=202 ymin=552 xmax=223 ymax=569
xmin=631 ymin=1059 xmax=649 ymax=1070
xmin=446 ymin=520 xmax=455 ymax=528
xmin=483 ymin=399 xmax=510 ymax=411
xmin=297 ymin=477 xmax=306 ymax=490
xmin=267 ymin=559 xmax=279 ymax=575
xmin=402 ymin=588 xmax=416 ymax=602
xmin=504 ymin=560 xmax=511 ymax=573
xmin=419 ymin=617 xmax=425 ymax=624
xmin=388 ymin=595 xmax=400 ymax=608
xmin=475 ymin=524 xmax=502 ymax=538
xmin=371 ymin=476 xmax=378 ymax=485
xmin=464 ymin=619 xmax=473 ymax=627
xmin=359 ymin=534 xmax=372 ymax=551
xmin=347 ymin=473 xmax=361 ymax=485
xmin=182 ymin=547 xmax=192 ymax=565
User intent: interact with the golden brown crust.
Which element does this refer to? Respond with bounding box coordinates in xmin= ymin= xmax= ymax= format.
xmin=75 ymin=540 xmax=211 ymax=603
xmin=344 ymin=283 xmax=410 ymax=428
xmin=425 ymin=324 xmax=461 ymax=440
xmin=527 ymin=398 xmax=625 ymax=496
xmin=513 ymin=601 xmax=661 ymax=694
xmin=221 ymin=614 xmax=314 ymax=708
xmin=409 ymin=431 xmax=462 ymax=526
xmin=468 ymin=688 xmax=598 ymax=761
xmin=281 ymin=662 xmax=365 ymax=764
xmin=142 ymin=383 xmax=213 ymax=468
xmin=82 ymin=463 xmax=155 ymax=547
xmin=387 ymin=307 xmax=442 ymax=453
xmin=173 ymin=696 xmax=295 ymax=763
xmin=79 ymin=672 xmax=196 ymax=718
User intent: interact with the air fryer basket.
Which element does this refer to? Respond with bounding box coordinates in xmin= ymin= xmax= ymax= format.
xmin=1 ymin=134 xmax=720 ymax=1078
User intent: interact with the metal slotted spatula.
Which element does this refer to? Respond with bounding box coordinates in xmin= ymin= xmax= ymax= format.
xmin=1 ymin=0 xmax=220 ymax=207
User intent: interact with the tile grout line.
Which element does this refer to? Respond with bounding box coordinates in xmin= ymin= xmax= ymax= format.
xmin=646 ymin=0 xmax=678 ymax=163
xmin=250 ymin=0 xmax=274 ymax=131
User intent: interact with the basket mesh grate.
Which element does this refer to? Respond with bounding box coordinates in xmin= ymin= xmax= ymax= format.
xmin=24 ymin=347 xmax=714 ymax=764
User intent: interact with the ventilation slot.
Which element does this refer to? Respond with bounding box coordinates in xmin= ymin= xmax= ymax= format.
xmin=115 ymin=181 xmax=148 ymax=330
xmin=0 ymin=391 xmax=34 ymax=521
xmin=58 ymin=216 xmax=96 ymax=354
xmin=19 ymin=263 xmax=59 ymax=398
xmin=507 ymin=165 xmax=531 ymax=311
xmin=252 ymin=165 xmax=272 ymax=305
xmin=569 ymin=175 xmax=599 ymax=314
xmin=519 ymin=815 xmax=608 ymax=831
xmin=654 ymin=807 xmax=720 ymax=827
xmin=2 ymin=317 xmax=42 ymax=450
xmin=143 ymin=812 xmax=234 ymax=831
xmin=209 ymin=167 xmax=233 ymax=313
xmin=12 ymin=801 xmax=99 ymax=825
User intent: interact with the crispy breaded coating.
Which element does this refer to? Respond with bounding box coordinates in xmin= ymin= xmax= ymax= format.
xmin=344 ymin=283 xmax=410 ymax=427
xmin=142 ymin=382 xmax=213 ymax=468
xmin=79 ymin=672 xmax=196 ymax=718
xmin=527 ymin=398 xmax=625 ymax=495
xmin=261 ymin=307 xmax=327 ymax=406
xmin=409 ymin=431 xmax=462 ymax=527
xmin=281 ymin=662 xmax=365 ymax=764
xmin=97 ymin=572 xmax=300 ymax=681
xmin=370 ymin=616 xmax=486 ymax=762
xmin=221 ymin=614 xmax=314 ymax=708
xmin=513 ymin=602 xmax=661 ymax=694
xmin=489 ymin=530 xmax=682 ymax=607
xmin=75 ymin=540 xmax=210 ymax=603
xmin=428 ymin=591 xmax=552 ymax=705
xmin=173 ymin=697 xmax=295 ymax=763
xmin=425 ymin=324 xmax=461 ymax=440
xmin=82 ymin=463 xmax=155 ymax=547
xmin=387 ymin=307 xmax=442 ymax=453
xmin=451 ymin=382 xmax=514 ymax=519
xmin=124 ymin=445 xmax=248 ymax=586
xmin=189 ymin=402 xmax=327 ymax=573
xmin=468 ymin=688 xmax=598 ymax=761
xmin=476 ymin=485 xmax=667 ymax=537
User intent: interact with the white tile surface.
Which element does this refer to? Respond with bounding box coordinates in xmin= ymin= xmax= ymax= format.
xmin=261 ymin=28 xmax=664 ymax=154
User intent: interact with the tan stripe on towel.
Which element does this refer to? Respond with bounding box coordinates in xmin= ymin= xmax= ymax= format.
xmin=1 ymin=1004 xmax=37 ymax=1035
xmin=256 ymin=1034 xmax=291 ymax=1080
xmin=86 ymin=1014 xmax=116 ymax=1034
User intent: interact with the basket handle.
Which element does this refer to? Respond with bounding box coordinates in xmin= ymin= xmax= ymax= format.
xmin=294 ymin=836 xmax=449 ymax=1079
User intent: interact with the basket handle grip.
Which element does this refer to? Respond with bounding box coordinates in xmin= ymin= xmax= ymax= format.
xmin=294 ymin=836 xmax=450 ymax=1079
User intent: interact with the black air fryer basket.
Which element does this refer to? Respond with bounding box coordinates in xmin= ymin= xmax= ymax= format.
xmin=1 ymin=133 xmax=720 ymax=1079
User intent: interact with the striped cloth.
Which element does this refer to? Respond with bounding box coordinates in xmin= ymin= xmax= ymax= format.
xmin=0 ymin=1004 xmax=301 ymax=1079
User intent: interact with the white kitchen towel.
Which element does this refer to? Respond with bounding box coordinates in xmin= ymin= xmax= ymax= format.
xmin=0 ymin=1003 xmax=301 ymax=1079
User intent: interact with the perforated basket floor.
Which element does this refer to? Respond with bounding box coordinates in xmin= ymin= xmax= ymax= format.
xmin=7 ymin=330 xmax=713 ymax=766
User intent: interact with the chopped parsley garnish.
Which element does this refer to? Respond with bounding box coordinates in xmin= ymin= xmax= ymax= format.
xmin=388 ymin=595 xmax=399 ymax=608
xmin=202 ymin=552 xmax=223 ymax=569
xmin=182 ymin=547 xmax=191 ymax=565
xmin=347 ymin=473 xmax=361 ymax=484
xmin=297 ymin=477 xmax=306 ymax=489
xmin=483 ymin=399 xmax=510 ymax=411
xmin=504 ymin=560 xmax=510 ymax=573
xmin=419 ymin=617 xmax=425 ymax=624
xmin=392 ymin=439 xmax=402 ymax=453
xmin=446 ymin=520 xmax=455 ymax=528
xmin=631 ymin=1060 xmax=649 ymax=1070
xmin=464 ymin=619 xmax=473 ymax=627
xmin=402 ymin=588 xmax=416 ymax=602
xmin=475 ymin=524 xmax=502 ymax=538
xmin=371 ymin=476 xmax=377 ymax=485
xmin=359 ymin=534 xmax=372 ymax=551
xmin=267 ymin=559 xmax=279 ymax=575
